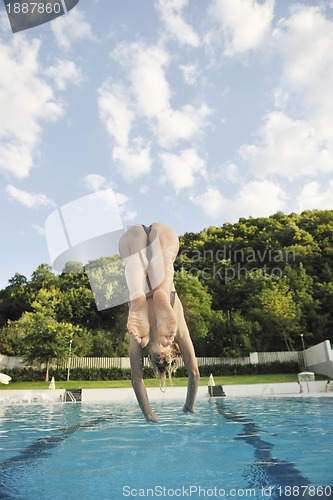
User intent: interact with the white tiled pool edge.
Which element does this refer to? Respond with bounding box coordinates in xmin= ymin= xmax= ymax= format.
xmin=82 ymin=380 xmax=332 ymax=402
xmin=1 ymin=380 xmax=332 ymax=404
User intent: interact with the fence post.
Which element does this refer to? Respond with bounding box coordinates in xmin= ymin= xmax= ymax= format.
xmin=249 ymin=352 xmax=259 ymax=364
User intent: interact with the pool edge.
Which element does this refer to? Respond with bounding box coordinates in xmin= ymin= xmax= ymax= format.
xmin=1 ymin=380 xmax=332 ymax=405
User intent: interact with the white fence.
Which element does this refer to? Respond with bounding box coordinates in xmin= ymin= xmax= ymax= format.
xmin=257 ymin=351 xmax=303 ymax=364
xmin=0 ymin=355 xmax=26 ymax=370
xmin=0 ymin=351 xmax=302 ymax=371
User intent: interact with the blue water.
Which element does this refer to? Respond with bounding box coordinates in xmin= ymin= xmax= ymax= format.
xmin=0 ymin=397 xmax=332 ymax=499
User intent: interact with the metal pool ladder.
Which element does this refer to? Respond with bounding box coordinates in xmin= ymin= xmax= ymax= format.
xmin=65 ymin=389 xmax=82 ymax=403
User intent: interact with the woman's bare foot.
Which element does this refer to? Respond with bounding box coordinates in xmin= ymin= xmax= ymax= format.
xmin=127 ymin=295 xmax=150 ymax=347
xmin=153 ymin=289 xmax=177 ymax=347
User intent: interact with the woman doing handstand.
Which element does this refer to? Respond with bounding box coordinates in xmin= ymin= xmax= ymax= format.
xmin=119 ymin=222 xmax=200 ymax=422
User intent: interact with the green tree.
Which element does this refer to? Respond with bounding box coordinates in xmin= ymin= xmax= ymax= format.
xmin=0 ymin=273 xmax=31 ymax=324
xmin=204 ymin=309 xmax=260 ymax=357
xmin=30 ymin=264 xmax=56 ymax=290
xmin=85 ymin=256 xmax=127 ymax=312
xmin=315 ymin=281 xmax=333 ymax=341
xmin=174 ymin=270 xmax=213 ymax=348
xmin=256 ymin=281 xmax=300 ymax=351
xmin=10 ymin=289 xmax=87 ymax=380
xmin=1 ymin=209 xmax=332 ymax=359
xmin=12 ymin=310 xmax=73 ymax=381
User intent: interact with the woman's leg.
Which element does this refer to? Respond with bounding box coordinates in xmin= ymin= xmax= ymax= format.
xmin=148 ymin=222 xmax=179 ymax=347
xmin=119 ymin=225 xmax=150 ymax=347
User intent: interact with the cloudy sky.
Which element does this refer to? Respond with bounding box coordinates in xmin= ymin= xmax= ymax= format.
xmin=1 ymin=0 xmax=333 ymax=287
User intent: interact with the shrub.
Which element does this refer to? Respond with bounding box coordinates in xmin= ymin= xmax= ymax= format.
xmin=3 ymin=360 xmax=299 ymax=382
xmin=178 ymin=361 xmax=300 ymax=377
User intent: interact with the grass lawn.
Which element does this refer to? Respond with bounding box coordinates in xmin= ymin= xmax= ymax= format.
xmin=0 ymin=373 xmax=303 ymax=391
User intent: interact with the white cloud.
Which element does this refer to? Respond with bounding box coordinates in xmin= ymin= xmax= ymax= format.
xmin=6 ymin=185 xmax=55 ymax=208
xmin=0 ymin=143 xmax=34 ymax=179
xmin=45 ymin=59 xmax=83 ymax=90
xmin=99 ymin=39 xmax=211 ymax=181
xmin=180 ymin=63 xmax=199 ymax=85
xmin=110 ymin=42 xmax=212 ymax=148
xmin=113 ymin=192 xmax=137 ymax=221
xmin=210 ymin=161 xmax=241 ymax=184
xmin=0 ymin=37 xmax=63 ymax=178
xmin=113 ymin=141 xmax=152 ymax=180
xmin=51 ymin=8 xmax=94 ymax=50
xmin=235 ymin=179 xmax=286 ymax=218
xmin=225 ymin=163 xmax=241 ymax=183
xmin=155 ymin=0 xmax=200 ymax=47
xmin=97 ymin=82 xmax=134 ymax=148
xmin=209 ymin=0 xmax=275 ymax=56
xmin=139 ymin=184 xmax=149 ymax=195
xmin=272 ymin=5 xmax=333 ymax=140
xmin=273 ymin=5 xmax=332 ymax=92
xmin=82 ymin=174 xmax=109 ymax=192
xmin=112 ymin=42 xmax=171 ymax=119
xmin=97 ymin=77 xmax=152 ymax=180
xmin=157 ymin=104 xmax=211 ymax=149
xmin=160 ymin=149 xmax=206 ymax=191
xmin=0 ymin=10 xmax=10 ymax=33
xmin=82 ymin=175 xmax=137 ymax=221
xmin=192 ymin=180 xmax=286 ymax=220
xmin=32 ymin=225 xmax=46 ymax=236
xmin=191 ymin=186 xmax=226 ymax=217
xmin=238 ymin=5 xmax=333 ymax=181
xmin=239 ymin=112 xmax=333 ymax=180
xmin=297 ymin=181 xmax=333 ymax=213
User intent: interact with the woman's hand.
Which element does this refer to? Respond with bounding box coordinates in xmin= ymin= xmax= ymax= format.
xmin=146 ymin=412 xmax=159 ymax=422
xmin=183 ymin=404 xmax=195 ymax=414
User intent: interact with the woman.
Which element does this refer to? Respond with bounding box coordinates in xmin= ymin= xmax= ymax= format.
xmin=119 ymin=222 xmax=200 ymax=422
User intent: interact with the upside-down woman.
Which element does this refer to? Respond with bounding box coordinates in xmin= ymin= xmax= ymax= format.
xmin=119 ymin=222 xmax=200 ymax=422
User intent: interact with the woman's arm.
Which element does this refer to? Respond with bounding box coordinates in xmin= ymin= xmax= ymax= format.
xmin=130 ymin=337 xmax=159 ymax=422
xmin=174 ymin=298 xmax=200 ymax=413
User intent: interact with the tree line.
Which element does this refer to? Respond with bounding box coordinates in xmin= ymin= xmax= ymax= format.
xmin=0 ymin=209 xmax=332 ymax=376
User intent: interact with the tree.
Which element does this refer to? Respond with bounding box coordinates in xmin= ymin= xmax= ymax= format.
xmin=29 ymin=264 xmax=57 ymax=298
xmin=62 ymin=261 xmax=85 ymax=274
xmin=1 ymin=209 xmax=332 ymax=358
xmin=283 ymin=263 xmax=320 ymax=344
xmin=10 ymin=289 xmax=86 ymax=380
xmin=257 ymin=282 xmax=300 ymax=351
xmin=91 ymin=328 xmax=130 ymax=357
xmin=57 ymin=285 xmax=97 ymax=328
xmin=12 ymin=310 xmax=73 ymax=381
xmin=174 ymin=270 xmax=213 ymax=348
xmin=315 ymin=281 xmax=333 ymax=341
xmin=204 ymin=309 xmax=260 ymax=357
xmin=85 ymin=255 xmax=127 ymax=312
xmin=0 ymin=273 xmax=31 ymax=323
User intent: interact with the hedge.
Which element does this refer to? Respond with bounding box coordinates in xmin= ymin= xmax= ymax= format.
xmin=3 ymin=361 xmax=299 ymax=382
xmin=181 ymin=360 xmax=300 ymax=377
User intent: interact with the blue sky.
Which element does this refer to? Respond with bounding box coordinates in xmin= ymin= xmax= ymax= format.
xmin=1 ymin=0 xmax=333 ymax=288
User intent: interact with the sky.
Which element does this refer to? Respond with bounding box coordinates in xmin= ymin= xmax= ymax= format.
xmin=0 ymin=0 xmax=333 ymax=288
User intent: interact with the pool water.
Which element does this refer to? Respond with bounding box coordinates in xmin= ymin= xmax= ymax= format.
xmin=0 ymin=397 xmax=332 ymax=499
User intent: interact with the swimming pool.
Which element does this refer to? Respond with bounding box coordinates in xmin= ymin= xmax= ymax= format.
xmin=0 ymin=397 xmax=332 ymax=499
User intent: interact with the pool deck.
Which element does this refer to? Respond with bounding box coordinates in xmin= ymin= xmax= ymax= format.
xmin=1 ymin=380 xmax=332 ymax=404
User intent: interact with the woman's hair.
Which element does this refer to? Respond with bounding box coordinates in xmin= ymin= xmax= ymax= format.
xmin=148 ymin=342 xmax=181 ymax=392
